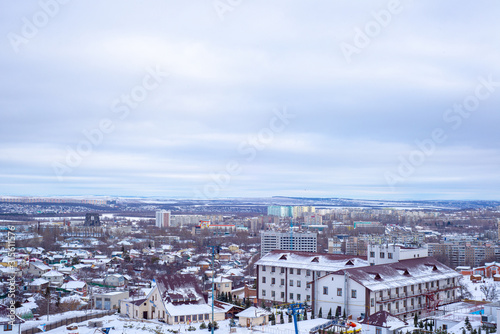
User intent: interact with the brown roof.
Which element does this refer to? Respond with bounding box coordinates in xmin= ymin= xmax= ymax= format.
xmin=156 ymin=274 xmax=205 ymax=305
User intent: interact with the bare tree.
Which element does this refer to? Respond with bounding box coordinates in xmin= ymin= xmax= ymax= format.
xmin=480 ymin=283 xmax=498 ymax=301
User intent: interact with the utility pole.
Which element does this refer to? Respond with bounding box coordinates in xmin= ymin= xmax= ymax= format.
xmin=208 ymin=244 xmax=220 ymax=334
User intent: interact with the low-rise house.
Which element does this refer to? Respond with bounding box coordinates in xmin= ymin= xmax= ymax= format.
xmin=120 ymin=274 xmax=226 ymax=324
xmin=61 ymin=281 xmax=87 ymax=296
xmin=28 ymin=278 xmax=49 ymax=293
xmin=41 ymin=270 xmax=64 ymax=286
xmin=95 ymin=291 xmax=129 ymax=310
xmin=27 ymin=261 xmax=51 ymax=276
xmin=214 ymin=276 xmax=233 ymax=294
xmin=104 ymin=274 xmax=126 ymax=287
xmin=235 ymin=307 xmax=271 ymax=327
xmin=360 ymin=311 xmax=408 ymax=334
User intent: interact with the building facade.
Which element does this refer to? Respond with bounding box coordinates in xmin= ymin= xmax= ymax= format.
xmin=155 ymin=210 xmax=171 ymax=228
xmin=256 ymin=250 xmax=369 ymax=305
xmin=260 ymin=231 xmax=317 ymax=256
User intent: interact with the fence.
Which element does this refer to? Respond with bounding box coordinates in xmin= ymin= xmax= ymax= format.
xmin=21 ymin=310 xmax=115 ymax=334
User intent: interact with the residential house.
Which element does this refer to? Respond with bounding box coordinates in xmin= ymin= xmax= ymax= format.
xmin=95 ymin=291 xmax=129 ymax=310
xmin=104 ymin=274 xmax=126 ymax=287
xmin=27 ymin=261 xmax=51 ymax=277
xmin=41 ymin=270 xmax=64 ymax=286
xmin=235 ymin=307 xmax=271 ymax=327
xmin=360 ymin=311 xmax=408 ymax=334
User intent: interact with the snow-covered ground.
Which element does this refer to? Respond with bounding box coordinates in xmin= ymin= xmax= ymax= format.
xmin=460 ymin=276 xmax=500 ymax=302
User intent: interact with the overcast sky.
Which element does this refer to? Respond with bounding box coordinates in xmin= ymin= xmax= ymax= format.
xmin=1 ymin=1 xmax=499 ymax=200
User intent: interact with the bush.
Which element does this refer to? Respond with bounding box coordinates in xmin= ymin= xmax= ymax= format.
xmin=187 ymin=326 xmax=196 ymax=331
xmin=200 ymin=323 xmax=207 ymax=329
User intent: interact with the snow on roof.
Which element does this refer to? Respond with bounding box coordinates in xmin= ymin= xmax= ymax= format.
xmin=61 ymin=281 xmax=86 ymax=290
xmin=256 ymin=250 xmax=369 ymax=271
xmin=42 ymin=270 xmax=64 ymax=277
xmin=165 ymin=303 xmax=224 ymax=316
xmin=214 ymin=276 xmax=232 ymax=283
xmin=30 ymin=278 xmax=49 ymax=286
xmin=236 ymin=306 xmax=271 ymax=318
xmin=361 ymin=311 xmax=407 ymax=330
xmin=327 ymin=257 xmax=461 ymax=291
xmin=31 ymin=261 xmax=51 ymax=271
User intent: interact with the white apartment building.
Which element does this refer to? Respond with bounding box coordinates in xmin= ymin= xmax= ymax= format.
xmin=367 ymin=243 xmax=428 ymax=266
xmin=256 ymin=251 xmax=369 ymax=305
xmin=315 ymin=257 xmax=461 ymax=321
xmin=261 ymin=231 xmax=317 ymax=256
xmin=155 ymin=210 xmax=171 ymax=228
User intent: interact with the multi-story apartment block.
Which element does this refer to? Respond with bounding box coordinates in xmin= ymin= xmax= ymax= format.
xmin=155 ymin=210 xmax=171 ymax=228
xmin=260 ymin=231 xmax=317 ymax=256
xmin=256 ymin=251 xmax=369 ymax=305
xmin=367 ymin=243 xmax=428 ymax=266
xmin=315 ymin=257 xmax=461 ymax=321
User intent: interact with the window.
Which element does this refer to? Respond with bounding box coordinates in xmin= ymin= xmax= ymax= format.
xmin=351 ymin=289 xmax=357 ymax=298
xmin=272 ymin=291 xmax=275 ymax=297
xmin=396 ymin=288 xmax=399 ymax=295
xmin=297 ymin=294 xmax=301 ymax=300
xmin=281 ymin=292 xmax=285 ymax=298
xmin=290 ymin=268 xmax=294 ymax=274
xmin=371 ymin=298 xmax=374 ymax=307
xmin=262 ymin=277 xmax=266 ymax=283
xmin=297 ymin=280 xmax=301 ymax=287
xmin=380 ymin=252 xmax=385 ymax=258
xmin=193 ymin=315 xmax=197 ymax=321
xmin=376 ymin=328 xmax=382 ymax=334
xmin=262 ymin=290 xmax=266 ymax=296
xmin=175 ymin=316 xmax=178 ymax=323
xmin=297 ymin=269 xmax=301 ymax=275
xmin=4 ymin=324 xmax=12 ymax=331
xmin=281 ymin=279 xmax=285 ymax=286
xmin=388 ymin=252 xmax=393 ymax=259
xmin=431 ymin=281 xmax=434 ymax=288
xmin=403 ymin=300 xmax=407 ymax=307
xmin=271 ymin=278 xmax=276 ymax=285
xmin=290 ymin=280 xmax=294 ymax=287
xmin=271 ymin=266 xmax=275 ymax=272
xmin=323 ymin=286 xmax=328 ymax=295
xmin=370 ymin=251 xmax=375 ymax=258
xmin=306 ymin=270 xmax=311 ymax=276
xmin=205 ymin=314 xmax=209 ymax=320
xmin=281 ymin=267 xmax=285 ymax=274
xmin=290 ymin=293 xmax=294 ymax=299
xmin=307 ymin=295 xmax=311 ymax=301
xmin=306 ymin=282 xmax=311 ymax=289
xmin=337 ymin=288 xmax=342 ymax=296
xmin=262 ymin=266 xmax=266 ymax=272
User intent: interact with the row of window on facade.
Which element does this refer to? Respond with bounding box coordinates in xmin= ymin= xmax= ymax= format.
xmin=369 ymin=252 xmax=393 ymax=259
xmin=261 ymin=266 xmax=321 ymax=277
xmin=322 ymin=287 xmax=356 ymax=298
xmin=174 ymin=314 xmax=210 ymax=323
xmin=262 ymin=276 xmax=312 ymax=288
xmin=261 ymin=289 xmax=311 ymax=301
xmin=375 ymin=278 xmax=456 ymax=298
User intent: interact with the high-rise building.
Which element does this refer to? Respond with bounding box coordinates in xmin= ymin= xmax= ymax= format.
xmin=84 ymin=213 xmax=101 ymax=226
xmin=155 ymin=210 xmax=171 ymax=228
xmin=260 ymin=231 xmax=317 ymax=256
